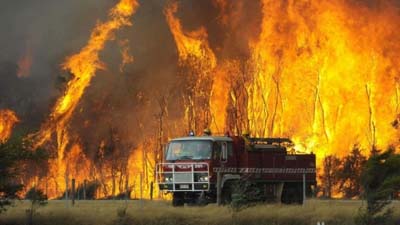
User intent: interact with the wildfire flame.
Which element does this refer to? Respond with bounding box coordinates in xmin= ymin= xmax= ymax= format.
xmin=9 ymin=0 xmax=400 ymax=199
xmin=0 ymin=109 xmax=19 ymax=143
xmin=32 ymin=0 xmax=139 ymax=149
xmin=165 ymin=2 xmax=216 ymax=65
xmin=246 ymin=0 xmax=400 ymax=161
xmin=165 ymin=0 xmax=400 ymax=165
xmin=31 ymin=0 xmax=139 ymax=154
xmin=165 ymin=1 xmax=219 ymax=134
xmin=26 ymin=0 xmax=139 ymax=198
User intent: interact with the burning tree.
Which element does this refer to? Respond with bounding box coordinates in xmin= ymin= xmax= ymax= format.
xmin=0 ymin=138 xmax=23 ymax=213
xmin=165 ymin=1 xmax=217 ymax=134
xmin=23 ymin=0 xmax=141 ymax=199
xmin=337 ymin=144 xmax=367 ymax=199
xmin=0 ymin=135 xmax=48 ymax=213
xmin=319 ymin=145 xmax=367 ymax=199
xmin=0 ymin=110 xmax=19 ymax=143
xmin=319 ymin=155 xmax=341 ymax=198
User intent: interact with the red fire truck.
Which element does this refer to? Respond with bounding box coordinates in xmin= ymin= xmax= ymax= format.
xmin=156 ymin=133 xmax=316 ymax=206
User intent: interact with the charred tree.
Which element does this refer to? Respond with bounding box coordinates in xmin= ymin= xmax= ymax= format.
xmin=319 ymin=155 xmax=341 ymax=198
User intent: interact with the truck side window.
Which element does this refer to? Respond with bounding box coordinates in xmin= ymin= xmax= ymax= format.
xmin=213 ymin=142 xmax=221 ymax=160
xmin=221 ymin=142 xmax=228 ymax=162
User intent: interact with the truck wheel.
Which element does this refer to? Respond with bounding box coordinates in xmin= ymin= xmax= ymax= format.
xmin=221 ymin=185 xmax=232 ymax=205
xmin=281 ymin=183 xmax=303 ymax=204
xmin=172 ymin=193 xmax=184 ymax=207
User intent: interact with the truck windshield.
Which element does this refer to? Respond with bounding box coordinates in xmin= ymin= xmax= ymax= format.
xmin=166 ymin=140 xmax=212 ymax=160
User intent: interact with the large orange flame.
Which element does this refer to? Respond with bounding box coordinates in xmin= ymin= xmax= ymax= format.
xmin=165 ymin=0 xmax=400 ymax=166
xmin=14 ymin=0 xmax=400 ymax=199
xmin=26 ymin=0 xmax=139 ymax=198
xmin=32 ymin=0 xmax=139 ymax=149
xmin=37 ymin=141 xmax=159 ymax=199
xmin=247 ymin=0 xmax=400 ymax=163
xmin=164 ymin=2 xmax=216 ymax=66
xmin=0 ymin=109 xmax=19 ymax=143
xmin=165 ymin=1 xmax=219 ymax=134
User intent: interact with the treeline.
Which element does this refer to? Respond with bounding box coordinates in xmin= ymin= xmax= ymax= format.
xmin=1 ymin=135 xmax=400 ymax=224
xmin=0 ymin=134 xmax=49 ymax=212
xmin=319 ymin=144 xmax=400 ymax=199
xmin=319 ymin=144 xmax=367 ymax=199
xmin=318 ymin=145 xmax=400 ymax=224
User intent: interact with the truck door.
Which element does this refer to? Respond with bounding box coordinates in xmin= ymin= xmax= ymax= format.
xmin=213 ymin=142 xmax=222 ymax=168
xmin=213 ymin=141 xmax=235 ymax=168
xmin=224 ymin=141 xmax=236 ymax=168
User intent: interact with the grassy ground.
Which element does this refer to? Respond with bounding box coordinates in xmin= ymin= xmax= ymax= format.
xmin=1 ymin=199 xmax=400 ymax=225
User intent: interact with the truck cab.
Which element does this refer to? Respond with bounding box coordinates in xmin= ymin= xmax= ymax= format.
xmin=156 ymin=134 xmax=316 ymax=206
xmin=157 ymin=136 xmax=232 ymax=206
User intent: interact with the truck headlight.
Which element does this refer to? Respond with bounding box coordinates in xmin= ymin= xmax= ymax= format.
xmin=164 ymin=175 xmax=173 ymax=182
xmin=198 ymin=176 xmax=208 ymax=182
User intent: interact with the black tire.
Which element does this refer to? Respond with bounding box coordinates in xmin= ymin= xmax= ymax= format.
xmin=281 ymin=183 xmax=303 ymax=204
xmin=172 ymin=192 xmax=184 ymax=207
xmin=221 ymin=184 xmax=232 ymax=205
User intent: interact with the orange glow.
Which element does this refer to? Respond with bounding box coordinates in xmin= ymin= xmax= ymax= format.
xmin=210 ymin=65 xmax=230 ymax=133
xmin=0 ymin=109 xmax=19 ymax=143
xmin=127 ymin=144 xmax=159 ymax=199
xmin=41 ymin=143 xmax=92 ymax=199
xmin=32 ymin=143 xmax=159 ymax=199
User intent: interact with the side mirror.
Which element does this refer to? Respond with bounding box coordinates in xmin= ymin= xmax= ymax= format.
xmin=220 ymin=142 xmax=228 ymax=163
xmin=164 ymin=144 xmax=169 ymax=157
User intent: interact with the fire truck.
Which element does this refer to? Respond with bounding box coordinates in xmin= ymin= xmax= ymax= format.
xmin=156 ymin=132 xmax=316 ymax=206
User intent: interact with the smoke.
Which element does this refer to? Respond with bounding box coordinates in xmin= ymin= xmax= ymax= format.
xmin=0 ymin=0 xmax=113 ymax=127
xmin=67 ymin=0 xmax=181 ymax=157
xmin=174 ymin=1 xmax=262 ymax=60
xmin=0 ymin=0 xmax=264 ymax=148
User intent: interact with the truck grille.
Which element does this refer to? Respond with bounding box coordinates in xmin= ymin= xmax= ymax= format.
xmin=174 ymin=173 xmax=192 ymax=183
xmin=156 ymin=163 xmax=209 ymax=191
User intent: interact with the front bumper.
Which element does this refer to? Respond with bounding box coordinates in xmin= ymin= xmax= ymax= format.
xmin=158 ymin=183 xmax=209 ymax=191
xmin=156 ymin=162 xmax=210 ymax=192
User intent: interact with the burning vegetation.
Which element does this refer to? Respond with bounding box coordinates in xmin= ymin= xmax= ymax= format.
xmin=1 ymin=0 xmax=400 ymax=200
xmin=28 ymin=0 xmax=142 ymax=199
xmin=0 ymin=110 xmax=19 ymax=143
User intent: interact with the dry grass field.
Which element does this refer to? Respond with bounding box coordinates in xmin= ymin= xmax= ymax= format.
xmin=1 ymin=199 xmax=400 ymax=225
